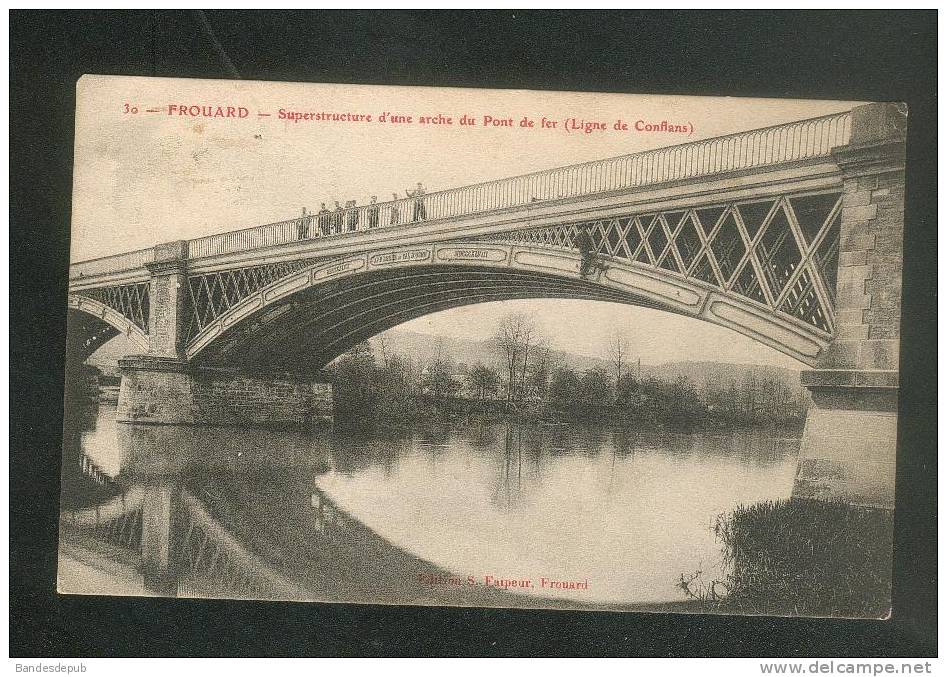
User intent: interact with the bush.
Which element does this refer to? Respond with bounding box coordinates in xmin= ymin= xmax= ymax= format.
xmin=683 ymin=498 xmax=893 ymax=618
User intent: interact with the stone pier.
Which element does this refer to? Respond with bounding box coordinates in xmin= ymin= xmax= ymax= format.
xmin=115 ymin=240 xmax=333 ymax=427
xmin=791 ymin=102 xmax=906 ymax=508
xmin=116 ymin=356 xmax=333 ymax=426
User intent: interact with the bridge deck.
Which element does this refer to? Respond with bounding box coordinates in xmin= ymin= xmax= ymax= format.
xmin=69 ymin=111 xmax=851 ymax=282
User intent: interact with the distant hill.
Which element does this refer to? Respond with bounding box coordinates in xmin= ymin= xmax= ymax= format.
xmin=370 ymin=329 xmax=610 ymax=373
xmin=368 ymin=330 xmax=802 ymax=392
xmin=642 ymin=360 xmax=803 ymax=391
xmin=87 ymin=327 xmax=802 ymax=393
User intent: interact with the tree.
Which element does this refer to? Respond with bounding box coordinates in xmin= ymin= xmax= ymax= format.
xmin=423 ymin=357 xmax=457 ymax=399
xmin=343 ymin=340 xmax=375 ymax=369
xmin=469 ymin=363 xmax=500 ymax=400
xmin=526 ymin=342 xmax=552 ymax=401
xmin=615 ymin=372 xmax=640 ymax=407
xmin=431 ymin=335 xmax=447 ymax=364
xmin=578 ymin=367 xmax=610 ymax=411
xmin=374 ymin=353 xmax=418 ymax=421
xmin=379 ymin=353 xmax=411 ymax=398
xmin=331 ymin=341 xmax=378 ymax=424
xmin=548 ymin=367 xmax=581 ymax=410
xmin=375 ymin=334 xmax=392 ymax=369
xmin=606 ymin=330 xmax=629 ymax=399
xmin=518 ymin=320 xmax=537 ymax=401
xmin=493 ymin=312 xmax=537 ymax=404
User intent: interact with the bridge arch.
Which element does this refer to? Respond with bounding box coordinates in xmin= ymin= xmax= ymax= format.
xmin=67 ymin=294 xmax=150 ymax=358
xmin=186 ymin=242 xmax=828 ymax=369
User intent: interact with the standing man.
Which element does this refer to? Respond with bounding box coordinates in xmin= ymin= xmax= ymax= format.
xmin=296 ymin=207 xmax=309 ymax=240
xmin=406 ymin=182 xmax=427 ymax=221
xmin=367 ymin=196 xmax=380 ymax=229
xmin=345 ymin=199 xmax=359 ymax=232
xmin=332 ymin=201 xmax=344 ymax=234
xmin=317 ymin=202 xmax=330 ymax=236
xmin=389 ymin=193 xmax=401 ymax=226
xmin=574 ymin=226 xmax=596 ymax=278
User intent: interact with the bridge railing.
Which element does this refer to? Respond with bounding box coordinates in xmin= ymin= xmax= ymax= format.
xmin=73 ymin=111 xmax=853 ymax=272
xmin=69 ymin=247 xmax=155 ymax=281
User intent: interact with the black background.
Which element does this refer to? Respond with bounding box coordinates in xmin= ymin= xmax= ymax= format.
xmin=10 ymin=10 xmax=937 ymax=657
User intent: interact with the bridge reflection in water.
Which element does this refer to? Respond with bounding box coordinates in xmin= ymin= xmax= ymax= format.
xmin=58 ymin=401 xmax=523 ymax=605
xmin=59 ymin=400 xmax=801 ymax=609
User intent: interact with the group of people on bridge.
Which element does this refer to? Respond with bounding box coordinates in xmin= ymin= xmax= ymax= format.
xmin=289 ymin=180 xmax=604 ymax=279
xmin=295 ymin=182 xmax=428 ymax=240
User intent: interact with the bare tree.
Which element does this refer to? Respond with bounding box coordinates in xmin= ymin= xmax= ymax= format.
xmin=493 ymin=312 xmax=536 ymax=404
xmin=376 ymin=334 xmax=391 ymax=369
xmin=518 ymin=320 xmax=537 ymax=401
xmin=527 ymin=340 xmax=552 ymax=400
xmin=431 ymin=335 xmax=446 ymax=365
xmin=470 ymin=363 xmax=500 ymax=400
xmin=606 ymin=330 xmax=629 ymax=398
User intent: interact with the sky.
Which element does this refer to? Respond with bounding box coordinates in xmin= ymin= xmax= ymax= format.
xmin=395 ymin=299 xmax=808 ymax=368
xmin=74 ymin=76 xmax=859 ymax=368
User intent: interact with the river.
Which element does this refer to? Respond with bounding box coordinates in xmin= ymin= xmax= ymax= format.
xmin=58 ymin=401 xmax=800 ymax=610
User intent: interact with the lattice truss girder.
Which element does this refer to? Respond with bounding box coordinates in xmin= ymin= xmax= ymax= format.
xmin=490 ymin=191 xmax=842 ymax=333
xmin=67 ymin=507 xmax=143 ymax=552
xmin=185 ymin=259 xmax=320 ymax=343
xmin=179 ymin=518 xmax=277 ymax=597
xmin=80 ymin=282 xmax=151 ymax=332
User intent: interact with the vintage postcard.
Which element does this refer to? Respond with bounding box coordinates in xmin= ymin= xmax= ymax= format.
xmin=60 ymin=75 xmax=905 ymax=617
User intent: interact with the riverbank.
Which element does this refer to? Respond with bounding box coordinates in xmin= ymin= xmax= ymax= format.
xmin=334 ymin=395 xmax=804 ymax=435
xmin=680 ymin=498 xmax=893 ymax=618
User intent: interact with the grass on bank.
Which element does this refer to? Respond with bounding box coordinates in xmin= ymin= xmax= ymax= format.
xmin=681 ymin=498 xmax=893 ymax=618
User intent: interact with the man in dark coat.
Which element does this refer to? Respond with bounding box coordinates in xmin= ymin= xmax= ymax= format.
xmin=575 ymin=227 xmax=596 ymax=277
xmin=367 ymin=196 xmax=380 ymax=228
xmin=406 ymin=182 xmax=427 ymax=221
xmin=317 ymin=203 xmax=330 ymax=236
xmin=331 ymin=201 xmax=343 ymax=233
xmin=389 ymin=193 xmax=401 ymax=226
xmin=296 ymin=207 xmax=309 ymax=240
xmin=345 ymin=200 xmax=359 ymax=231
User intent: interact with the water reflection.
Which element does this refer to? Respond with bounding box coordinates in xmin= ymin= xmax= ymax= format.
xmin=59 ymin=400 xmax=800 ymax=608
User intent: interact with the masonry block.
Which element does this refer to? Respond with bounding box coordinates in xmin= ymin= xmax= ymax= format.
xmin=837 ymin=324 xmax=870 ymax=341
xmin=818 ymin=104 xmax=905 ymax=375
xmin=842 ymin=190 xmax=872 ymax=208
xmin=841 ymin=204 xmax=878 ymax=223
xmin=145 ymin=241 xmax=189 ymax=359
xmin=849 ymin=102 xmax=907 ymax=145
xmin=835 ymin=284 xmax=871 ymax=310
xmin=839 ymin=250 xmax=868 ymax=267
xmin=792 ymin=385 xmax=897 ymax=508
xmin=835 ymin=309 xmax=866 ymax=327
xmin=818 ymin=340 xmax=862 ymax=370
xmin=860 ymin=339 xmax=900 ymax=371
xmin=842 ymin=233 xmax=876 ymax=252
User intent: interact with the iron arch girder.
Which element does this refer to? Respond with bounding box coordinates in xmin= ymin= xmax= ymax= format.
xmin=306 ymin=289 xmax=646 ymax=369
xmin=217 ymin=269 xmax=647 ymax=365
xmin=66 ymin=311 xmax=121 ymax=364
xmin=194 ymin=268 xmax=656 ymax=370
xmin=186 ymin=242 xmax=829 ymax=368
xmin=217 ymin=276 xmax=647 ymax=370
xmin=67 ymin=294 xmax=150 ymax=354
xmin=231 ymin=290 xmax=634 ymax=372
